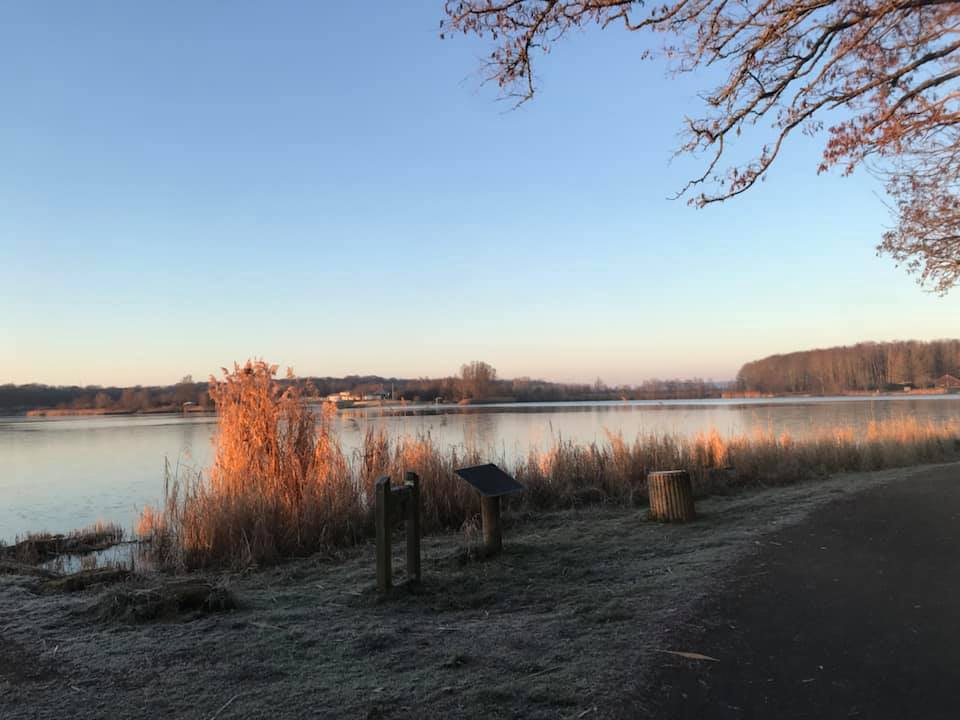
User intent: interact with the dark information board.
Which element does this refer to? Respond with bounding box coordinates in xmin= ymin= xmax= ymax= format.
xmin=454 ymin=463 xmax=525 ymax=497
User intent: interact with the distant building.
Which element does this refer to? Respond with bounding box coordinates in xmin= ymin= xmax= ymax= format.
xmin=325 ymin=390 xmax=358 ymax=402
xmin=936 ymin=374 xmax=960 ymax=389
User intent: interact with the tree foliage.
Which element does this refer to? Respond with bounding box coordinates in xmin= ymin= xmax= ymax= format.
xmin=737 ymin=339 xmax=960 ymax=393
xmin=443 ymin=0 xmax=960 ymax=291
xmin=0 ymin=380 xmax=210 ymax=414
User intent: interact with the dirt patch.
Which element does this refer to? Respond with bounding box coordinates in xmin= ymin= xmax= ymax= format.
xmin=0 ymin=464 xmax=953 ymax=719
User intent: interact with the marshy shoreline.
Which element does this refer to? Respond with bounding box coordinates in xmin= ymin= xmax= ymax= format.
xmin=2 ymin=463 xmax=955 ymax=719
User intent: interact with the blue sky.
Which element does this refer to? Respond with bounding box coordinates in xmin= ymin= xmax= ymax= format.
xmin=2 ymin=2 xmax=958 ymax=387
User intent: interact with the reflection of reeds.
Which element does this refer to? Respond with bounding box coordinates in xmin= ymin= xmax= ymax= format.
xmin=138 ymin=362 xmax=960 ymax=569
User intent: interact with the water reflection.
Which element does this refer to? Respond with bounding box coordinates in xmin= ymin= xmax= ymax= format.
xmin=2 ymin=396 xmax=959 ymax=541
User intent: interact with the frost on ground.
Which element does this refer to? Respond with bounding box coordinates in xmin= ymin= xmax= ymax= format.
xmin=1 ymin=464 xmax=949 ymax=720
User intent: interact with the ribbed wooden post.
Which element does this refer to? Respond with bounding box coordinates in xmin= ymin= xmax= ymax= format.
xmin=648 ymin=470 xmax=696 ymax=522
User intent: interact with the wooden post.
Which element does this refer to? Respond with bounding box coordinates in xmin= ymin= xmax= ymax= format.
xmin=404 ymin=471 xmax=421 ymax=584
xmin=375 ymin=477 xmax=392 ymax=592
xmin=480 ymin=495 xmax=502 ymax=555
xmin=648 ymin=470 xmax=696 ymax=522
xmin=375 ymin=474 xmax=422 ymax=593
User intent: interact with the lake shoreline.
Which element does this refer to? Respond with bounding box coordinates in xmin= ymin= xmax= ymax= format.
xmin=4 ymin=396 xmax=960 ymax=545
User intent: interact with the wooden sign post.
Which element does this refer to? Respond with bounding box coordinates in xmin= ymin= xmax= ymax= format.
xmin=480 ymin=495 xmax=503 ymax=555
xmin=375 ymin=472 xmax=421 ymax=593
xmin=454 ymin=463 xmax=524 ymax=556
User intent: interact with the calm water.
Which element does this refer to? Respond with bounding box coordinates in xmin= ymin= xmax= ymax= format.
xmin=3 ymin=396 xmax=959 ymax=541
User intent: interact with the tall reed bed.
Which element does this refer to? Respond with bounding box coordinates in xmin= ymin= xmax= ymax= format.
xmin=138 ymin=361 xmax=363 ymax=569
xmin=139 ymin=362 xmax=960 ymax=569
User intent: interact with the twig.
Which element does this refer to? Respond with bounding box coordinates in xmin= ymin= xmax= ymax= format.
xmin=529 ymin=666 xmax=561 ymax=678
xmin=658 ymin=649 xmax=720 ymax=662
xmin=209 ymin=693 xmax=239 ymax=720
xmin=249 ymin=621 xmax=285 ymax=631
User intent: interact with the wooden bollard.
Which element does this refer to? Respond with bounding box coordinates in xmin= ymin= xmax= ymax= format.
xmin=648 ymin=470 xmax=696 ymax=522
xmin=375 ymin=473 xmax=422 ymax=593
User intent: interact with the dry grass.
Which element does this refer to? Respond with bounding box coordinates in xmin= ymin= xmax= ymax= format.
xmin=138 ymin=361 xmax=960 ymax=570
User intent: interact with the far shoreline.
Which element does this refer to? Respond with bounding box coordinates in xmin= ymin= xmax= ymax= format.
xmin=9 ymin=388 xmax=960 ymax=419
xmin=21 ymin=406 xmax=213 ymax=418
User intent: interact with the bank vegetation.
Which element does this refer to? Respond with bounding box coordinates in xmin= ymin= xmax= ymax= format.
xmin=135 ymin=361 xmax=960 ymax=570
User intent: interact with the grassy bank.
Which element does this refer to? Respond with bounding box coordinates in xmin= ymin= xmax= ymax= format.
xmin=139 ymin=361 xmax=960 ymax=570
xmin=6 ymin=465 xmax=956 ymax=719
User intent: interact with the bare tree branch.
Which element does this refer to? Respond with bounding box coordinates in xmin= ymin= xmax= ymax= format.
xmin=443 ymin=0 xmax=960 ymax=292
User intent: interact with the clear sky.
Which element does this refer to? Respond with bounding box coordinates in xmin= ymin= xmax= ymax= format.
xmin=2 ymin=2 xmax=958 ymax=387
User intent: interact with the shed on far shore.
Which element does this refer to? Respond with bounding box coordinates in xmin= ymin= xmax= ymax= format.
xmin=935 ymin=373 xmax=960 ymax=389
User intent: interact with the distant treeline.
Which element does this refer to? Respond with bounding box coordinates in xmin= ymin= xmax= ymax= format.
xmin=0 ymin=376 xmax=212 ymax=415
xmin=304 ymin=373 xmax=723 ymax=404
xmin=737 ymin=340 xmax=960 ymax=394
xmin=0 ymin=367 xmax=724 ymax=415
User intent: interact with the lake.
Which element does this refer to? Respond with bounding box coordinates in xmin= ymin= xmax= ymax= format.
xmin=3 ymin=395 xmax=959 ymax=542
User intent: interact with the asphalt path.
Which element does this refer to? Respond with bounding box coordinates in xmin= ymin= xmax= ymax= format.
xmin=650 ymin=464 xmax=960 ymax=719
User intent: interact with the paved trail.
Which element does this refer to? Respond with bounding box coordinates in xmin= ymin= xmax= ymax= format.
xmin=651 ymin=464 xmax=960 ymax=719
